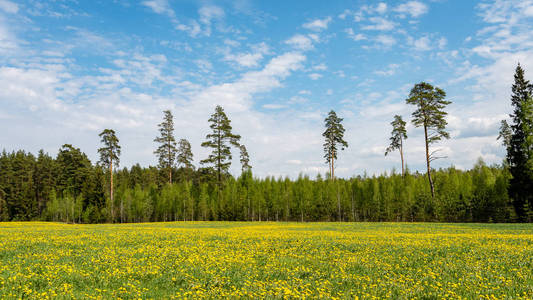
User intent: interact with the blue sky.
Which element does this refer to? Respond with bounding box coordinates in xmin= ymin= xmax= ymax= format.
xmin=1 ymin=0 xmax=533 ymax=178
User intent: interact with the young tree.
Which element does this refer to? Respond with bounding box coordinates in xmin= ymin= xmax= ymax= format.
xmin=98 ymin=129 xmax=121 ymax=221
xmin=385 ymin=115 xmax=408 ymax=177
xmin=201 ymin=105 xmax=241 ymax=185
xmin=154 ymin=110 xmax=177 ymax=184
xmin=239 ymin=144 xmax=251 ymax=173
xmin=406 ymin=82 xmax=451 ymax=198
xmin=323 ymin=110 xmax=348 ymax=180
xmin=502 ymin=64 xmax=533 ymax=221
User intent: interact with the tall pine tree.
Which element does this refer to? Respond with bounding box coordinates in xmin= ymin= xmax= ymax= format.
xmin=504 ymin=63 xmax=533 ymax=221
xmin=97 ymin=129 xmax=121 ymax=221
xmin=154 ymin=110 xmax=177 ymax=184
xmin=201 ymin=105 xmax=241 ymax=185
xmin=385 ymin=115 xmax=408 ymax=177
xmin=406 ymin=82 xmax=450 ymax=198
xmin=323 ymin=110 xmax=348 ymax=180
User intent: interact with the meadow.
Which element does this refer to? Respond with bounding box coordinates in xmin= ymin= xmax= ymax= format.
xmin=0 ymin=222 xmax=531 ymax=299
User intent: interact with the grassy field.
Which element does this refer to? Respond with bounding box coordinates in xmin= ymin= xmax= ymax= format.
xmin=0 ymin=222 xmax=531 ymax=299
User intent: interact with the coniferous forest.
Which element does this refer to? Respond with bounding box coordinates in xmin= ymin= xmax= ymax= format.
xmin=1 ymin=64 xmax=532 ymax=223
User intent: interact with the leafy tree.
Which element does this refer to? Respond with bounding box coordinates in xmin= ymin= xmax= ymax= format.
xmin=201 ymin=105 xmax=241 ymax=186
xmin=406 ymin=82 xmax=451 ymax=198
xmin=385 ymin=115 xmax=408 ymax=177
xmin=154 ymin=110 xmax=178 ymax=184
xmin=322 ymin=110 xmax=348 ymax=180
xmin=504 ymin=64 xmax=533 ymax=221
xmin=239 ymin=144 xmax=251 ymax=173
xmin=98 ymin=129 xmax=121 ymax=221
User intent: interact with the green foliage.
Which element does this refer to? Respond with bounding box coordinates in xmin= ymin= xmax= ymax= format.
xmin=385 ymin=115 xmax=408 ymax=176
xmin=177 ymin=138 xmax=194 ymax=170
xmin=504 ymin=64 xmax=533 ymax=221
xmin=406 ymin=82 xmax=450 ymax=144
xmin=323 ymin=110 xmax=348 ymax=179
xmin=406 ymin=82 xmax=451 ymax=198
xmin=0 ymin=146 xmax=519 ymax=223
xmin=239 ymin=144 xmax=251 ymax=173
xmin=385 ymin=115 xmax=407 ymax=156
xmin=154 ymin=110 xmax=178 ymax=184
xmin=98 ymin=129 xmax=121 ymax=169
xmin=200 ymin=105 xmax=241 ymax=183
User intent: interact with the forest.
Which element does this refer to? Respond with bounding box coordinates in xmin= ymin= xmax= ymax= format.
xmin=0 ymin=64 xmax=532 ymax=223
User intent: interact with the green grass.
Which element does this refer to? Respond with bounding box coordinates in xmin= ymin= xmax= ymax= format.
xmin=0 ymin=222 xmax=531 ymax=299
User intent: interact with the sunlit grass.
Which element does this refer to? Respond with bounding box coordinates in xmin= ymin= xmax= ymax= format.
xmin=0 ymin=222 xmax=531 ymax=299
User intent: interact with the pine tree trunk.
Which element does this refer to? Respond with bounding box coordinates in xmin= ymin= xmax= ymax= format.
xmin=331 ymin=155 xmax=334 ymax=180
xmin=168 ymin=136 xmax=172 ymax=184
xmin=400 ymin=137 xmax=405 ymax=177
xmin=424 ymin=124 xmax=435 ymax=198
xmin=110 ymin=160 xmax=114 ymax=223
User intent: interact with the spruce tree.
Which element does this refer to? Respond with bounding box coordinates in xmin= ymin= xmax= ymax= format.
xmin=154 ymin=110 xmax=178 ymax=184
xmin=97 ymin=129 xmax=121 ymax=222
xmin=201 ymin=105 xmax=241 ymax=185
xmin=322 ymin=110 xmax=348 ymax=180
xmin=406 ymin=82 xmax=451 ymax=198
xmin=504 ymin=64 xmax=533 ymax=221
xmin=385 ymin=115 xmax=408 ymax=177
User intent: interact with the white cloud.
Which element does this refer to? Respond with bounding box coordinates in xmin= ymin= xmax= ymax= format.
xmin=289 ymin=96 xmax=308 ymax=104
xmin=175 ymin=5 xmax=224 ymax=37
xmin=285 ymin=34 xmax=314 ymax=50
xmin=376 ymin=3 xmax=387 ymax=14
xmin=308 ymin=73 xmax=322 ymax=80
xmin=338 ymin=9 xmax=351 ymax=20
xmin=312 ymin=63 xmax=327 ymax=71
xmin=375 ymin=35 xmax=396 ymax=47
xmin=0 ymin=0 xmax=17 ymax=13
xmin=438 ymin=37 xmax=447 ymax=49
xmin=0 ymin=16 xmax=18 ymax=54
xmin=199 ymin=5 xmax=225 ymax=25
xmin=374 ymin=64 xmax=400 ymax=76
xmin=302 ymin=16 xmax=332 ymax=31
xmin=412 ymin=36 xmax=431 ymax=51
xmin=345 ymin=28 xmax=366 ymax=41
xmin=142 ymin=0 xmax=175 ymax=18
xmin=361 ymin=17 xmax=397 ymax=31
xmin=176 ymin=21 xmax=202 ymax=38
xmin=263 ymin=103 xmax=286 ymax=109
xmin=394 ymin=1 xmax=429 ymax=18
xmin=224 ymin=42 xmax=270 ymax=68
xmin=194 ymin=59 xmax=212 ymax=73
xmin=407 ymin=35 xmax=447 ymax=51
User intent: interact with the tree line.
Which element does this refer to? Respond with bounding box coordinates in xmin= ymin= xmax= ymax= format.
xmin=0 ymin=64 xmax=532 ymax=223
